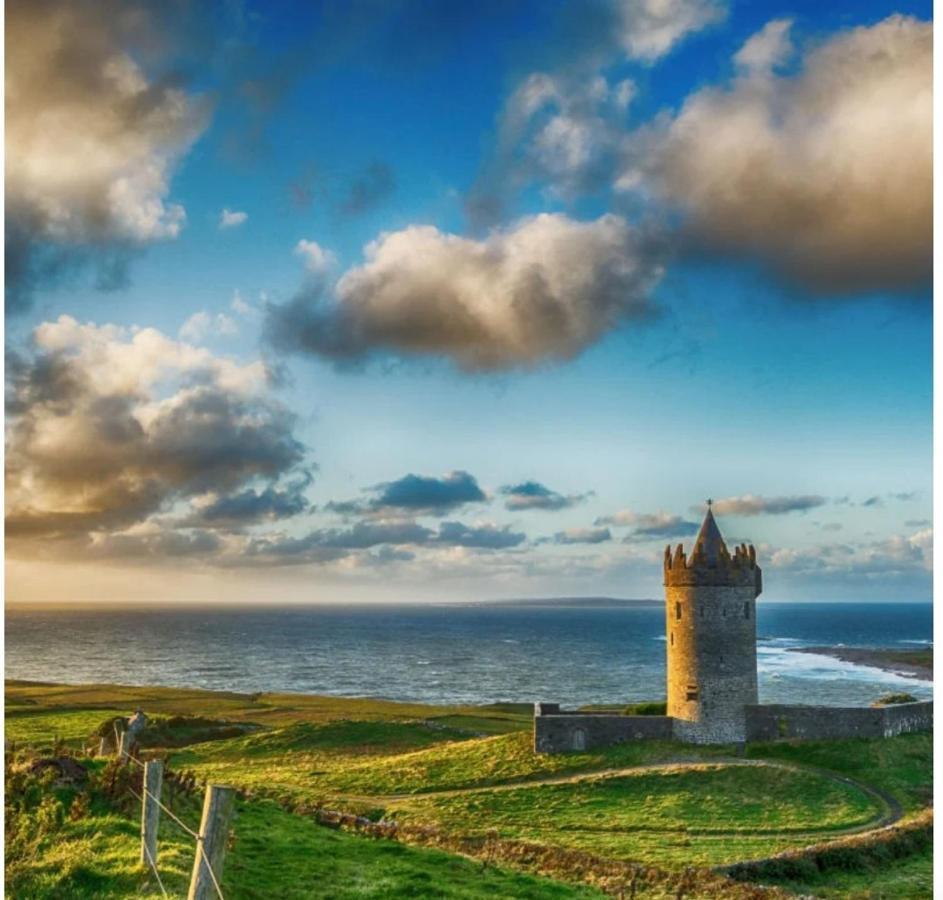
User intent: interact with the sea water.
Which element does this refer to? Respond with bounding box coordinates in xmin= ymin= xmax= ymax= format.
xmin=4 ymin=602 xmax=932 ymax=707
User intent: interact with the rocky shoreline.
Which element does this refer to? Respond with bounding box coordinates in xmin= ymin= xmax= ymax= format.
xmin=790 ymin=646 xmax=932 ymax=682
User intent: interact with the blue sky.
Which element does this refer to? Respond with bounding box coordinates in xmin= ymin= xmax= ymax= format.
xmin=5 ymin=0 xmax=932 ymax=603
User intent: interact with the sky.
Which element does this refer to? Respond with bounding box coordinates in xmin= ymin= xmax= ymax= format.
xmin=4 ymin=0 xmax=933 ymax=604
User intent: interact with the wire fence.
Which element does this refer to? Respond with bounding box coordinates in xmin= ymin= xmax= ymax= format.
xmin=123 ymin=748 xmax=227 ymax=899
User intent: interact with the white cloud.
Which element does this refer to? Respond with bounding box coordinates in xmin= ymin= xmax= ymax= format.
xmin=268 ymin=213 xmax=664 ymax=370
xmin=621 ymin=14 xmax=931 ymax=293
xmin=231 ymin=290 xmax=253 ymax=316
xmin=295 ymin=239 xmax=337 ymax=275
xmin=5 ymin=0 xmax=208 ymax=305
xmin=179 ymin=311 xmax=239 ymax=343
xmin=219 ymin=208 xmax=248 ymax=229
xmin=733 ymin=18 xmax=793 ymax=73
xmin=618 ymin=0 xmax=726 ymax=62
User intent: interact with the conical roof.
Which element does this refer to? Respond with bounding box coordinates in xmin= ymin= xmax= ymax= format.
xmin=691 ymin=504 xmax=727 ymax=565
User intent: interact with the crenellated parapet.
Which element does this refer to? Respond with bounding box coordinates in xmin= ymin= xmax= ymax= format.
xmin=663 ymin=540 xmax=762 ymax=594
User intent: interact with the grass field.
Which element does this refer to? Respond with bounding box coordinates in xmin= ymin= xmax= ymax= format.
xmin=385 ymin=763 xmax=882 ymax=867
xmin=4 ymin=680 xmax=933 ymax=898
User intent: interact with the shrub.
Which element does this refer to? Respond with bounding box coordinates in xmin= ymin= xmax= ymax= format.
xmin=872 ymin=693 xmax=918 ymax=707
xmin=624 ymin=701 xmax=667 ymax=716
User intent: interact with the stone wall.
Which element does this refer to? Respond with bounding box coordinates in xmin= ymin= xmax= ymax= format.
xmin=880 ymin=701 xmax=934 ymax=737
xmin=533 ymin=707 xmax=673 ymax=753
xmin=745 ymin=701 xmax=933 ymax=742
xmin=533 ymin=701 xmax=932 ymax=753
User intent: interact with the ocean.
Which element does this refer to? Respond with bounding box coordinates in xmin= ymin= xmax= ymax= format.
xmin=4 ymin=602 xmax=932 ymax=708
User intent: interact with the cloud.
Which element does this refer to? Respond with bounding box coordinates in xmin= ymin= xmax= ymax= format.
xmin=706 ymin=495 xmax=827 ymax=517
xmin=371 ymin=471 xmax=486 ymax=514
xmin=554 ymin=527 xmax=612 ymax=545
xmin=5 ymin=0 xmax=210 ymax=310
xmin=328 ymin=471 xmax=487 ymax=517
xmin=189 ymin=484 xmax=310 ymax=528
xmin=861 ymin=496 xmax=884 ymax=508
xmin=87 ymin=527 xmax=225 ymax=561
xmin=231 ymin=291 xmax=254 ymax=317
xmin=621 ymin=15 xmax=931 ymax=294
xmin=179 ymin=311 xmax=239 ymax=343
xmin=434 ymin=521 xmax=526 ymax=550
xmin=6 ymin=317 xmax=309 ymax=557
xmin=340 ymin=162 xmax=396 ymax=216
xmin=500 ymin=481 xmax=590 ymax=512
xmin=617 ymin=0 xmax=726 ymax=62
xmin=266 ymin=213 xmax=664 ymax=371
xmin=239 ymin=516 xmax=525 ymax=566
xmin=219 ymin=209 xmax=248 ymax=229
xmin=596 ymin=510 xmax=698 ymax=539
xmin=769 ymin=529 xmax=932 ymax=580
xmin=733 ymin=18 xmax=793 ymax=72
xmin=295 ymin=239 xmax=337 ymax=275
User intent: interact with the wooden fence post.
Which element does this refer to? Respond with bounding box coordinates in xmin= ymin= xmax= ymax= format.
xmin=187 ymin=784 xmax=235 ymax=900
xmin=97 ymin=737 xmax=109 ymax=757
xmin=118 ymin=729 xmax=132 ymax=761
xmin=141 ymin=760 xmax=164 ymax=868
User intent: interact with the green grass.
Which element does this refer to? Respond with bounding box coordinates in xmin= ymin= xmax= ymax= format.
xmin=5 ymin=706 xmax=126 ymax=747
xmin=746 ymin=732 xmax=933 ymax=811
xmin=6 ymin=681 xmax=933 ymax=898
xmin=4 ymin=680 xmax=533 ymax=734
xmin=222 ymin=798 xmax=605 ymax=899
xmin=759 ymin=844 xmax=933 ymax=899
xmin=6 ymin=771 xmax=604 ymax=899
xmin=386 ymin=764 xmax=882 ymax=868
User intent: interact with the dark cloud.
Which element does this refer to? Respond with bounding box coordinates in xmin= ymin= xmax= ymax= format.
xmin=317 ymin=520 xmax=433 ymax=549
xmin=340 ymin=162 xmax=396 ymax=216
xmin=500 ymin=481 xmax=590 ymax=512
xmin=237 ymin=516 xmax=525 ymax=566
xmin=191 ymin=483 xmax=311 ymax=527
xmin=553 ymin=527 xmax=611 ymax=545
xmin=376 ymin=471 xmax=485 ymax=512
xmin=706 ymin=495 xmax=827 ymax=517
xmin=861 ymin=496 xmax=884 ymax=508
xmin=435 ymin=521 xmax=526 ymax=550
xmin=328 ymin=470 xmax=487 ymax=517
xmin=265 ymin=213 xmax=664 ymax=371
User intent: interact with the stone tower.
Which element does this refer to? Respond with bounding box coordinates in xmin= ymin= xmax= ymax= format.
xmin=663 ymin=503 xmax=762 ymax=744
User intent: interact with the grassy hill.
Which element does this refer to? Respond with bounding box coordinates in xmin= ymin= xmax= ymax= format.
xmin=4 ymin=680 xmax=933 ymax=898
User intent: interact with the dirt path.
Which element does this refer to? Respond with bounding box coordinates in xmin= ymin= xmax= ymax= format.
xmin=333 ymin=757 xmax=902 ymax=840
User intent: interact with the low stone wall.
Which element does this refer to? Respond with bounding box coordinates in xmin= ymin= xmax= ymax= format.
xmin=533 ymin=706 xmax=672 ymax=753
xmin=533 ymin=701 xmax=932 ymax=752
xmin=881 ymin=700 xmax=934 ymax=736
xmin=745 ymin=701 xmax=932 ymax=742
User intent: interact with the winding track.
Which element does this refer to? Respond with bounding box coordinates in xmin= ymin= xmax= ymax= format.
xmin=333 ymin=757 xmax=903 ymax=841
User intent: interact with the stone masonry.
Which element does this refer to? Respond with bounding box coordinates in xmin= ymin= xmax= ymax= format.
xmin=664 ymin=505 xmax=761 ymax=744
xmin=533 ymin=503 xmax=932 ymax=753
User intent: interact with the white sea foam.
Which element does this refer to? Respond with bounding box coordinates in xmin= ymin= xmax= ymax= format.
xmin=757 ymin=641 xmax=931 ymax=692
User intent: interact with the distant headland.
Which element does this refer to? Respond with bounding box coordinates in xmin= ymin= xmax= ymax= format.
xmin=482 ymin=596 xmax=660 ymax=608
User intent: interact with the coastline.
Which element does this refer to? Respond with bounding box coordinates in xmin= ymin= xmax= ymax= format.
xmin=790 ymin=646 xmax=933 ymax=682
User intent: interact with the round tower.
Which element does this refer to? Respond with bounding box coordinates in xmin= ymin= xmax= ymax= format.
xmin=663 ymin=503 xmax=762 ymax=744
